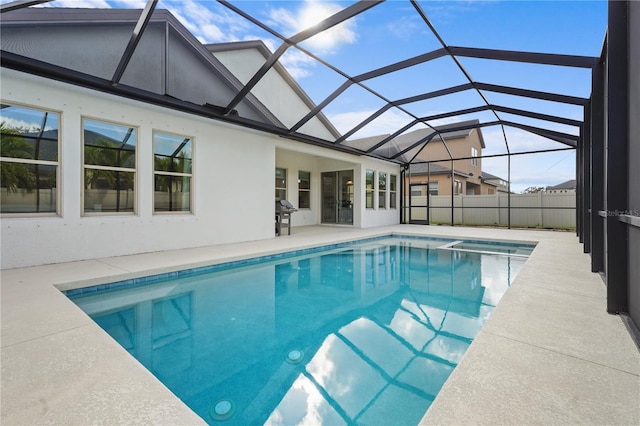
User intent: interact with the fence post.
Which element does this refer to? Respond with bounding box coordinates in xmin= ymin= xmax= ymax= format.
xmin=538 ymin=191 xmax=544 ymax=227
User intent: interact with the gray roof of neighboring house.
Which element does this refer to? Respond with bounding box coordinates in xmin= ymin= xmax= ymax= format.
xmin=408 ymin=162 xmax=470 ymax=178
xmin=346 ymin=119 xmax=486 ymax=162
xmin=481 ymin=171 xmax=505 ymax=181
xmin=548 ymin=179 xmax=577 ymax=189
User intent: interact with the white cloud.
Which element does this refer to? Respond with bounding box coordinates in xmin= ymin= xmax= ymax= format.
xmin=111 ymin=0 xmax=147 ymax=8
xmin=386 ymin=14 xmax=422 ymax=40
xmin=159 ymin=0 xmax=255 ymax=44
xmin=43 ymin=0 xmax=111 ymax=8
xmin=329 ymin=108 xmax=416 ymax=138
xmin=266 ymin=0 xmax=358 ymax=53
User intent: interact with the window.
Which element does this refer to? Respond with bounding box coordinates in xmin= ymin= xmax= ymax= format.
xmin=83 ymin=118 xmax=136 ymax=213
xmin=378 ymin=172 xmax=387 ymax=209
xmin=428 ymin=182 xmax=438 ymax=195
xmin=275 ymin=168 xmax=287 ymax=201
xmin=1 ymin=104 xmax=59 ymax=215
xmin=389 ymin=174 xmax=397 ymax=209
xmin=298 ymin=171 xmax=310 ymax=209
xmin=471 ymin=147 xmax=478 ymax=167
xmin=454 ymin=179 xmax=463 ymax=195
xmin=153 ymin=131 xmax=192 ymax=213
xmin=365 ymin=169 xmax=374 ymax=209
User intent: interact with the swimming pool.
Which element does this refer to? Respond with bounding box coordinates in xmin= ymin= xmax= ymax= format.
xmin=66 ymin=235 xmax=534 ymax=425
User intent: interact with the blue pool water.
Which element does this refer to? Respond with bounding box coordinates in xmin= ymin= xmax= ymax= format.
xmin=67 ymin=235 xmax=534 ymax=425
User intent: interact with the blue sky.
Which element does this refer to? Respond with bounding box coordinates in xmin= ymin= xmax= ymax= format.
xmin=11 ymin=0 xmax=607 ymax=192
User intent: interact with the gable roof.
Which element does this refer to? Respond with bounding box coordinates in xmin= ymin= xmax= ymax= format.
xmin=0 ymin=8 xmax=342 ymax=147
xmin=347 ymin=119 xmax=486 ymax=162
xmin=206 ymin=41 xmax=341 ymax=140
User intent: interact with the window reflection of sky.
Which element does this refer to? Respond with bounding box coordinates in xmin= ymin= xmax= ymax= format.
xmin=69 ymin=237 xmax=530 ymax=425
xmin=1 ymin=104 xmax=59 ymax=132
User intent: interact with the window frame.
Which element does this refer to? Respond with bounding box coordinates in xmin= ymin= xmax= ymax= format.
xmin=298 ymin=170 xmax=310 ymax=209
xmin=389 ymin=174 xmax=397 ymax=209
xmin=0 ymin=102 xmax=61 ymax=217
xmin=275 ymin=167 xmax=287 ymax=201
xmin=152 ymin=130 xmax=194 ymax=214
xmin=82 ymin=117 xmax=138 ymax=216
xmin=365 ymin=169 xmax=375 ymax=209
xmin=428 ymin=181 xmax=439 ymax=196
xmin=378 ymin=171 xmax=387 ymax=209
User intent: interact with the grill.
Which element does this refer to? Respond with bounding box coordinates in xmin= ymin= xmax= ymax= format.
xmin=275 ymin=200 xmax=297 ymax=236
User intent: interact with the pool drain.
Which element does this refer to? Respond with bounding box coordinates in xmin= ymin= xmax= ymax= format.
xmin=286 ymin=349 xmax=304 ymax=364
xmin=210 ymin=399 xmax=235 ymax=421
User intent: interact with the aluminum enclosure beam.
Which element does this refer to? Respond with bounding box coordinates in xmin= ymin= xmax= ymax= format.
xmin=605 ymin=0 xmax=629 ymax=314
xmin=222 ymin=0 xmax=382 ymax=115
xmin=448 ymin=46 xmax=598 ymax=68
xmin=418 ymin=104 xmax=582 ymax=127
xmin=289 ymin=48 xmax=447 ymax=133
xmin=111 ymin=0 xmax=158 ymax=85
xmin=590 ymin=55 xmax=605 ymax=273
xmin=0 ymin=0 xmax=51 ymax=13
xmin=391 ymin=120 xmax=577 ymax=160
xmin=1 ymin=51 xmax=408 ymax=164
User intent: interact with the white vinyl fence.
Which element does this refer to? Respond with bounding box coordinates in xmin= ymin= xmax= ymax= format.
xmin=405 ymin=192 xmax=575 ymax=228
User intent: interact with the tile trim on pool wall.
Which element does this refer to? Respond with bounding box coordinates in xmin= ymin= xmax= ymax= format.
xmin=63 ymin=234 xmax=536 ymax=298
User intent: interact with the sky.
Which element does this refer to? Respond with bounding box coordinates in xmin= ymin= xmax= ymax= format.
xmin=5 ymin=0 xmax=608 ymax=192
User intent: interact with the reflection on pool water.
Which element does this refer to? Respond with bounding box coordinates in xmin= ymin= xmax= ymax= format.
xmin=67 ymin=236 xmax=532 ymax=425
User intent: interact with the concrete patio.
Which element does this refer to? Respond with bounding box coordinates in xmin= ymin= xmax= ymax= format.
xmin=1 ymin=225 xmax=638 ymax=425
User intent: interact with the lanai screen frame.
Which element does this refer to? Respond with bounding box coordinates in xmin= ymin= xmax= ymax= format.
xmin=0 ymin=0 xmax=598 ymax=228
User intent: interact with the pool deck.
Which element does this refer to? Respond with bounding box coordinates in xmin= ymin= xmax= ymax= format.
xmin=1 ymin=225 xmax=638 ymax=425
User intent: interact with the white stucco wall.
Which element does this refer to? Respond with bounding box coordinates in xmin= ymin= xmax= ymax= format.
xmin=1 ymin=69 xmax=401 ymax=269
xmin=1 ymin=69 xmax=275 ymax=269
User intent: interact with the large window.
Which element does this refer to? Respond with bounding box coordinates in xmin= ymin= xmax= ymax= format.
xmin=365 ymin=169 xmax=374 ymax=209
xmin=153 ymin=131 xmax=193 ymax=213
xmin=275 ymin=168 xmax=287 ymax=201
xmin=389 ymin=174 xmax=397 ymax=209
xmin=378 ymin=172 xmax=387 ymax=209
xmin=1 ymin=104 xmax=59 ymax=215
xmin=298 ymin=171 xmax=310 ymax=209
xmin=83 ymin=118 xmax=137 ymax=214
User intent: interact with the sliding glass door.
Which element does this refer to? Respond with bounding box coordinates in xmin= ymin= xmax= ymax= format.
xmin=321 ymin=170 xmax=353 ymax=224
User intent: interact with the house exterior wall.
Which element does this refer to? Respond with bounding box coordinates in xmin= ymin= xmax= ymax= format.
xmin=408 ymin=173 xmax=496 ymax=196
xmin=414 ymin=129 xmax=484 ymax=177
xmin=1 ymin=69 xmax=401 ymax=269
xmin=0 ymin=69 xmax=275 ymax=269
xmin=274 ymin=140 xmax=401 ymax=229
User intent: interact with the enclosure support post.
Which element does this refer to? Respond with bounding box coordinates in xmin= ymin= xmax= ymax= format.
xmin=605 ymin=0 xmax=629 ymax=313
xmin=507 ymin=154 xmax=511 ymax=229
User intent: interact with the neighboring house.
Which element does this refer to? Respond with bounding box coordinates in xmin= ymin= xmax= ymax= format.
xmin=547 ymin=179 xmax=577 ymax=194
xmin=353 ymin=120 xmax=504 ymax=196
xmin=0 ymin=8 xmax=401 ymax=269
xmin=481 ymin=172 xmax=510 ymax=193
